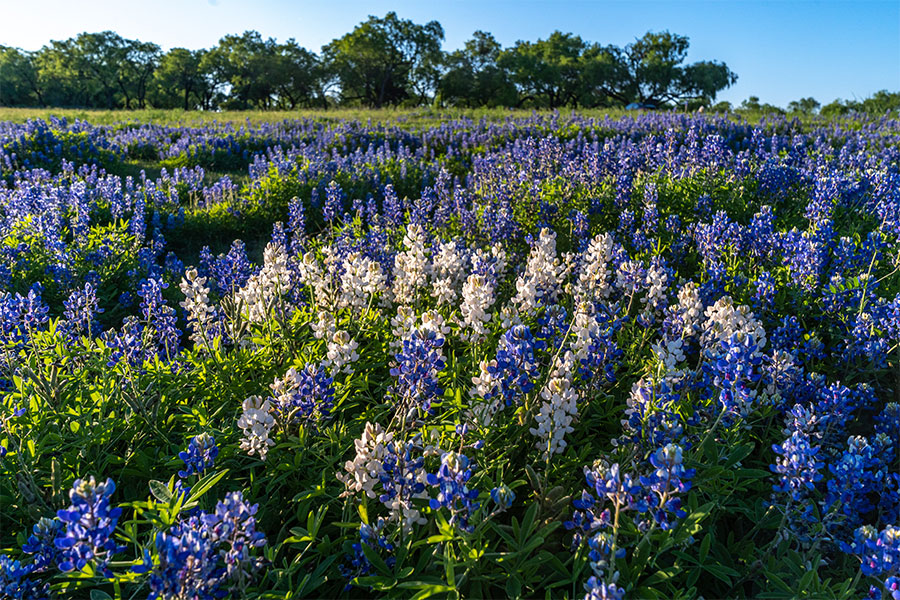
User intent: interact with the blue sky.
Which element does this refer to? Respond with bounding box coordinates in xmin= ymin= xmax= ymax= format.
xmin=1 ymin=0 xmax=897 ymax=107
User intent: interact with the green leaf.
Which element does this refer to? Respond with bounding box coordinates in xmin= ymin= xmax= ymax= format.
xmin=724 ymin=442 xmax=755 ymax=467
xmin=185 ymin=469 xmax=228 ymax=506
xmin=699 ymin=534 xmax=711 ymax=563
xmin=90 ymin=591 xmax=113 ymax=600
xmin=149 ymin=480 xmax=172 ymax=503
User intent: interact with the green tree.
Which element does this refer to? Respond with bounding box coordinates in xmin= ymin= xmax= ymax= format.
xmin=498 ymin=31 xmax=591 ymax=108
xmin=439 ymin=31 xmax=516 ymax=107
xmin=787 ymin=97 xmax=820 ymax=114
xmin=599 ymin=31 xmax=737 ymax=107
xmin=117 ymin=39 xmax=161 ymax=109
xmin=322 ymin=12 xmax=445 ymax=107
xmin=152 ymin=48 xmax=204 ymax=110
xmin=272 ymin=40 xmax=324 ymax=109
xmin=0 ymin=46 xmax=44 ymax=106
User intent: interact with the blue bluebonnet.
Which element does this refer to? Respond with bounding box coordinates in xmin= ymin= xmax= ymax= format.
xmin=706 ymin=333 xmax=763 ymax=421
xmin=137 ymin=277 xmax=181 ymax=359
xmin=582 ymin=575 xmax=626 ymax=600
xmin=638 ymin=444 xmax=695 ymax=531
xmin=489 ymin=325 xmax=544 ymax=407
xmin=0 ymin=554 xmax=49 ymax=600
xmin=770 ymin=430 xmax=824 ymax=502
xmin=825 ymin=436 xmax=887 ymax=524
xmin=61 ymin=282 xmax=103 ymax=341
xmin=323 ymin=180 xmax=343 ymax=223
xmin=339 ymin=518 xmax=395 ymax=589
xmin=840 ymin=524 xmax=900 ymax=598
xmin=178 ymin=433 xmax=219 ymax=479
xmin=201 ymin=491 xmax=267 ymax=581
xmin=54 ymin=476 xmax=124 ymax=576
xmin=22 ymin=517 xmax=64 ymax=572
xmin=273 ymin=364 xmax=335 ymax=426
xmin=145 ymin=515 xmax=224 ymax=600
xmin=378 ymin=439 xmax=427 ymax=529
xmin=389 ymin=329 xmax=445 ymax=416
xmin=427 ymin=452 xmax=480 ymax=532
xmin=490 ymin=484 xmax=515 ymax=511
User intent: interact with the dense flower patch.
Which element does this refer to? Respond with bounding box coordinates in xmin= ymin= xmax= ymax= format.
xmin=0 ymin=111 xmax=898 ymax=598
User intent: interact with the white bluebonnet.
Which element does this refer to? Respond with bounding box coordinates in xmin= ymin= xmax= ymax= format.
xmin=513 ymin=228 xmax=569 ymax=313
xmin=430 ymin=240 xmax=469 ymax=306
xmin=392 ymin=222 xmax=431 ymax=305
xmin=238 ymin=396 xmax=276 ymax=460
xmin=179 ymin=268 xmax=219 ymax=350
xmin=324 ymin=329 xmax=360 ymax=375
xmin=531 ymin=351 xmax=579 ymax=458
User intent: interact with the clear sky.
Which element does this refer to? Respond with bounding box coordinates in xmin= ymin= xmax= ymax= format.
xmin=1 ymin=0 xmax=897 ymax=107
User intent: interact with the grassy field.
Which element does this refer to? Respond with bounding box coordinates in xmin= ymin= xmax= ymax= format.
xmin=0 ymin=105 xmax=816 ymax=126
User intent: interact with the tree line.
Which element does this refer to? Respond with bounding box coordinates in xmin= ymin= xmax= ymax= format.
xmin=0 ymin=12 xmax=740 ymax=111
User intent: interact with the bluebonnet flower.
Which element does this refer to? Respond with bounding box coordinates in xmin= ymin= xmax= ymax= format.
xmin=103 ymin=315 xmax=149 ymax=369
xmin=825 ymin=436 xmax=888 ymax=524
xmin=389 ymin=329 xmax=445 ymax=416
xmin=490 ymin=484 xmax=515 ymax=511
xmin=565 ymin=461 xmax=643 ymax=545
xmin=271 ymin=364 xmax=335 ymax=427
xmin=706 ymin=333 xmax=764 ymax=421
xmin=582 ymin=575 xmax=626 ymax=600
xmin=378 ymin=440 xmax=428 ymax=531
xmin=138 ymin=277 xmax=181 ymax=359
xmin=324 ymin=180 xmax=343 ymax=223
xmin=55 ymin=476 xmax=123 ymax=576
xmin=22 ymin=516 xmax=64 ymax=571
xmin=489 ymin=325 xmax=544 ymax=407
xmin=427 ymin=452 xmax=480 ymax=532
xmin=752 ymin=271 xmax=776 ymax=313
xmin=339 ymin=518 xmax=395 ymax=589
xmin=841 ymin=524 xmax=900 ymax=598
xmin=287 ymin=196 xmax=305 ymax=255
xmin=770 ymin=430 xmax=824 ymax=501
xmin=199 ymin=240 xmax=255 ymax=297
xmin=61 ymin=282 xmax=103 ymax=341
xmin=146 ymin=515 xmax=224 ymax=600
xmin=638 ymin=444 xmax=695 ymax=530
xmin=201 ymin=492 xmax=267 ymax=581
xmin=0 ymin=554 xmax=49 ymax=600
xmin=178 ymin=433 xmax=219 ymax=479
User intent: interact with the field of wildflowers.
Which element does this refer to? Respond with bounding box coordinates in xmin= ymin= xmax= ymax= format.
xmin=0 ymin=111 xmax=898 ymax=599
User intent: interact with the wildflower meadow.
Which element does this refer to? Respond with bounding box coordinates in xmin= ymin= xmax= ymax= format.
xmin=0 ymin=111 xmax=898 ymax=599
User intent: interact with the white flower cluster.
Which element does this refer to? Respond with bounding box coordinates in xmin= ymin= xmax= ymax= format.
xmin=392 ymin=223 xmax=431 ymax=304
xmin=238 ymin=395 xmax=276 ymax=460
xmin=459 ymin=245 xmax=506 ymax=342
xmin=390 ymin=306 xmax=418 ymax=349
xmin=323 ymin=330 xmax=360 ymax=374
xmin=234 ymin=243 xmax=292 ymax=325
xmin=643 ymin=258 xmax=669 ymax=314
xmin=467 ymin=359 xmax=501 ymax=428
xmin=338 ymin=421 xmax=392 ymax=498
xmin=574 ymin=233 xmax=615 ymax=302
xmin=179 ymin=268 xmax=217 ymax=350
xmin=430 ymin=241 xmax=469 ymax=306
xmin=311 ymin=310 xmax=336 ymax=340
xmin=296 ymin=246 xmax=341 ymax=310
xmin=339 ymin=252 xmax=386 ymax=314
xmin=569 ymin=305 xmax=601 ymax=365
xmin=650 ymin=337 xmax=688 ymax=383
xmin=674 ymin=282 xmax=704 ymax=337
xmin=337 ymin=422 xmax=429 ymax=531
xmin=701 ymin=296 xmax=767 ymax=352
xmin=530 ymin=352 xmax=578 ymax=458
xmin=513 ymin=228 xmax=568 ymax=312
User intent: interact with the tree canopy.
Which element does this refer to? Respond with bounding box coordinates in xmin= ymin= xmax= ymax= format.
xmin=0 ymin=16 xmax=747 ymax=110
